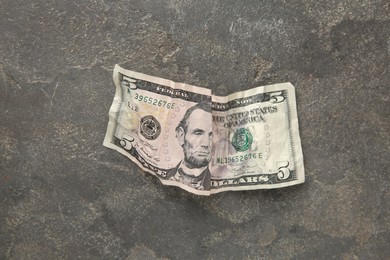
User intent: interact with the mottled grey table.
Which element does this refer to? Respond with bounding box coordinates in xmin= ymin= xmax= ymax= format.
xmin=1 ymin=1 xmax=389 ymax=259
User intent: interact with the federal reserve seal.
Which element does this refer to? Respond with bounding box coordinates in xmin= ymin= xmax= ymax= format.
xmin=140 ymin=115 xmax=161 ymax=140
xmin=232 ymin=128 xmax=253 ymax=152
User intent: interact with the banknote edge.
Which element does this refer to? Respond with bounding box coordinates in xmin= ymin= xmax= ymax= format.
xmin=284 ymin=82 xmax=305 ymax=185
xmin=210 ymin=179 xmax=305 ymax=194
xmin=114 ymin=64 xmax=211 ymax=96
xmin=212 ymin=82 xmax=294 ymax=99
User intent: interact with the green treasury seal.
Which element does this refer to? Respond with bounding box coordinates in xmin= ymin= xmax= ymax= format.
xmin=232 ymin=128 xmax=253 ymax=152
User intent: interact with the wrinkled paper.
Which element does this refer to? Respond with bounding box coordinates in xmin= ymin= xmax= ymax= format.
xmin=103 ymin=65 xmax=304 ymax=195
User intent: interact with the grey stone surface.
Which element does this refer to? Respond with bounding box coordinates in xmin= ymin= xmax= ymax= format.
xmin=0 ymin=0 xmax=389 ymax=259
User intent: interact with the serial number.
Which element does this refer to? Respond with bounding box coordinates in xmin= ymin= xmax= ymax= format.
xmin=216 ymin=153 xmax=262 ymax=164
xmin=134 ymin=93 xmax=175 ymax=109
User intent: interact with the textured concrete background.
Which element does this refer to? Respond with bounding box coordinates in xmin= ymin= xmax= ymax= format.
xmin=1 ymin=1 xmax=389 ymax=259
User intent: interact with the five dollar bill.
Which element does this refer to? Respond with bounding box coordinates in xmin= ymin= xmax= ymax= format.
xmin=103 ymin=65 xmax=304 ymax=195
